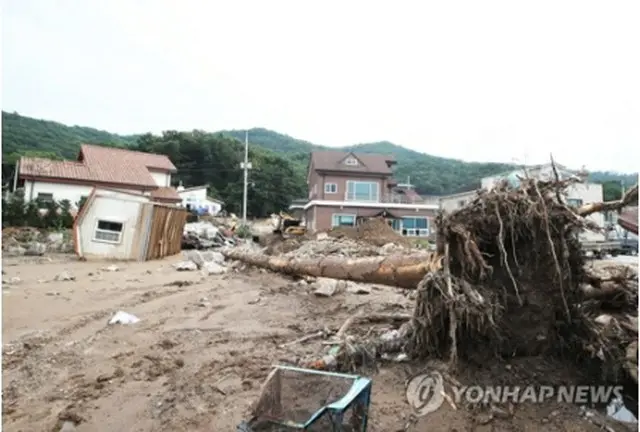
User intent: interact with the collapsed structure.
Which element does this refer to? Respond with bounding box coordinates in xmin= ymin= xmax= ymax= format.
xmin=224 ymin=175 xmax=639 ymax=417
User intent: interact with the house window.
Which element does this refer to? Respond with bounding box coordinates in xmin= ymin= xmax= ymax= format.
xmin=332 ymin=214 xmax=356 ymax=227
xmin=346 ymin=181 xmax=379 ymax=202
xmin=566 ymin=198 xmax=583 ymax=207
xmin=36 ymin=193 xmax=54 ymax=208
xmin=324 ymin=183 xmax=338 ymax=194
xmin=93 ymin=220 xmax=124 ymax=244
xmin=345 ymin=157 xmax=358 ymax=166
xmin=402 ymin=217 xmax=429 ymax=237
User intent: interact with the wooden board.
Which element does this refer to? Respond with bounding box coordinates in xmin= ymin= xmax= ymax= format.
xmin=144 ymin=205 xmax=188 ymax=261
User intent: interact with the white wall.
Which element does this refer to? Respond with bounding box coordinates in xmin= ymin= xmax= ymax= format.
xmin=178 ymin=187 xmax=222 ymax=215
xmin=481 ymin=165 xmax=575 ymax=190
xmin=78 ymin=190 xmax=149 ymax=259
xmin=439 ymin=191 xmax=477 ymax=213
xmin=150 ymin=171 xmax=171 ymax=187
xmin=23 ymin=180 xmax=145 ymax=209
xmin=24 ymin=181 xmax=95 ymax=207
xmin=566 ymin=183 xmax=605 ymax=242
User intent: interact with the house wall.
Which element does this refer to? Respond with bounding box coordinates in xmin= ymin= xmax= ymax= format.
xmin=311 ymin=205 xmax=436 ymax=234
xmin=439 ymin=191 xmax=478 ymax=213
xmin=309 ymin=173 xmax=390 ymax=201
xmin=79 ymin=190 xmax=149 ymax=259
xmin=481 ymin=165 xmax=576 ymax=190
xmin=178 ymin=187 xmax=222 ymax=215
xmin=24 ymin=180 xmax=118 ymax=208
xmin=149 ymin=170 xmax=171 ymax=187
xmin=567 ymin=183 xmax=606 ymax=242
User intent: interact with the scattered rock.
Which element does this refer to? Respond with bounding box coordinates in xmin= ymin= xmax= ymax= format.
xmin=175 ymin=261 xmax=198 ymax=271
xmin=59 ymin=421 xmax=77 ymax=432
xmin=24 ymin=241 xmax=47 ymax=256
xmin=54 ymin=271 xmax=76 ymax=281
xmin=7 ymin=276 xmax=22 ymax=285
xmin=202 ymin=261 xmax=227 ymax=275
xmin=102 ymin=265 xmax=120 ymax=272
xmin=346 ymin=282 xmax=372 ymax=295
xmin=5 ymin=246 xmax=26 ymax=256
xmin=108 ymin=311 xmax=140 ymax=325
xmin=48 ymin=232 xmax=65 ymax=244
xmin=312 ymin=278 xmax=346 ymax=297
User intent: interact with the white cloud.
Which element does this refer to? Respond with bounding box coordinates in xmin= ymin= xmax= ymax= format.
xmin=2 ymin=0 xmax=639 ymax=172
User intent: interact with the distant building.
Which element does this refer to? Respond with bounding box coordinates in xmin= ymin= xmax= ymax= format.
xmin=176 ymin=184 xmax=224 ymax=216
xmin=301 ymin=150 xmax=438 ymax=235
xmin=15 ymin=144 xmax=182 ymax=208
xmin=439 ymin=163 xmax=606 ymax=242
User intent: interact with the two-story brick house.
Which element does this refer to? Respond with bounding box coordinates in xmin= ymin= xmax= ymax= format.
xmin=303 ymin=150 xmax=438 ymax=235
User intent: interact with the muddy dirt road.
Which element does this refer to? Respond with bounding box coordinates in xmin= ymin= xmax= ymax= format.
xmin=2 ymin=254 xmax=624 ymax=431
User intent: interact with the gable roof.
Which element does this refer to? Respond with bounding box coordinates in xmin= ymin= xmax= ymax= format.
xmin=150 ymin=187 xmax=182 ymax=201
xmin=19 ymin=144 xmax=177 ymax=188
xmin=310 ymin=150 xmax=395 ymax=174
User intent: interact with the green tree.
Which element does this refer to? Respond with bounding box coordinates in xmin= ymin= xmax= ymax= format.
xmin=58 ymin=199 xmax=75 ymax=228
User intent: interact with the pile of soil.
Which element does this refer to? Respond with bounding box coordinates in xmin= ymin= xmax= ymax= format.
xmin=406 ymin=177 xmax=638 ymax=414
xmin=328 ymin=218 xmax=411 ymax=247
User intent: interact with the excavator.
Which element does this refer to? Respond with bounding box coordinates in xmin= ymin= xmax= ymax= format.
xmin=272 ymin=211 xmax=307 ymax=237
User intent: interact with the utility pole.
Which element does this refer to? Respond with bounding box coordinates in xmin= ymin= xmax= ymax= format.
xmin=241 ymin=130 xmax=252 ymax=224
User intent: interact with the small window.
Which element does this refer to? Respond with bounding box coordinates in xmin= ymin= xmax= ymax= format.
xmin=332 ymin=214 xmax=356 ymax=227
xmin=36 ymin=192 xmax=53 ymax=202
xmin=566 ymin=198 xmax=583 ymax=207
xmin=93 ymin=220 xmax=124 ymax=244
xmin=324 ymin=183 xmax=338 ymax=194
xmin=345 ymin=157 xmax=358 ymax=166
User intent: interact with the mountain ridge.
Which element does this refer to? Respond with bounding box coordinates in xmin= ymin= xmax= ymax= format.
xmin=2 ymin=111 xmax=637 ymax=198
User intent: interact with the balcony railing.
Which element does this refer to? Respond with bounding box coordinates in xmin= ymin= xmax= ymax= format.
xmin=343 ymin=192 xmax=439 ymax=205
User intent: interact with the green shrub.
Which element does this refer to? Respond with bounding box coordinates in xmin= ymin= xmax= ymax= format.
xmin=2 ymin=192 xmax=76 ymax=230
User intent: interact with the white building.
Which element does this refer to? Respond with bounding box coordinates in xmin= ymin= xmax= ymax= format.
xmin=176 ymin=185 xmax=224 ymax=216
xmin=439 ymin=163 xmax=606 ymax=242
xmin=15 ymin=144 xmax=182 ymax=210
xmin=74 ymin=187 xmax=187 ymax=260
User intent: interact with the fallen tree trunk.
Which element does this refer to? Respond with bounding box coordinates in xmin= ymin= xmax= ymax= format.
xmin=221 ymin=248 xmax=442 ymax=288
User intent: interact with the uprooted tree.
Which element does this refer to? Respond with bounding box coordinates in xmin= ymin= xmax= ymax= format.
xmin=222 ymin=177 xmax=639 ymax=415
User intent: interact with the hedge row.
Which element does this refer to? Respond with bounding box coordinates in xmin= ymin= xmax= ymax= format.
xmin=1 ymin=191 xmax=86 ymax=229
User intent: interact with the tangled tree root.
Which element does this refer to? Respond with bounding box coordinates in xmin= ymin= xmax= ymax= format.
xmin=408 ymin=177 xmax=638 ymax=415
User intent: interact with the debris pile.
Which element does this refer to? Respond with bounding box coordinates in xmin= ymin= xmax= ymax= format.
xmin=221 ymin=175 xmax=639 ymax=416
xmin=327 ymin=217 xmax=411 ymax=247
xmin=182 ymin=220 xmax=237 ymax=249
xmin=2 ymin=227 xmax=74 ymax=256
xmin=175 ymin=250 xmax=228 ymax=275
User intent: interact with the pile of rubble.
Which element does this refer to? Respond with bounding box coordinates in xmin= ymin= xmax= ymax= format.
xmin=2 ymin=227 xmax=74 ymax=256
xmin=282 ymin=234 xmax=408 ymax=258
xmin=327 ymin=217 xmax=412 ymax=247
xmin=174 ymin=249 xmax=229 ymax=275
xmin=182 ymin=221 xmax=236 ymax=249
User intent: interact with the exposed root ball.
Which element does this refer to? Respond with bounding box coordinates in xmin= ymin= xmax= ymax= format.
xmin=410 ymin=177 xmax=638 ymax=410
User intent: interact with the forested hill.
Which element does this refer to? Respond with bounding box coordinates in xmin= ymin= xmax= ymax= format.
xmin=2 ymin=111 xmax=637 ymax=205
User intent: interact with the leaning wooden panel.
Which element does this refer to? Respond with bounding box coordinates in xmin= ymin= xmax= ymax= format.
xmin=137 ymin=203 xmax=155 ymax=261
xmin=145 ymin=206 xmax=165 ymax=260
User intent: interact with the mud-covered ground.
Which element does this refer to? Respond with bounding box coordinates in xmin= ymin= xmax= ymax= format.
xmin=2 ymin=254 xmax=632 ymax=431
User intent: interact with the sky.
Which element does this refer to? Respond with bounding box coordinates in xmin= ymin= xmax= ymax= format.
xmin=2 ymin=0 xmax=639 ymax=172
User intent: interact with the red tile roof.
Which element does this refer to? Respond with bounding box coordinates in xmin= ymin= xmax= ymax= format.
xmin=310 ymin=151 xmax=395 ymax=174
xmin=19 ymin=144 xmax=176 ymax=188
xmin=150 ymin=187 xmax=182 ymax=201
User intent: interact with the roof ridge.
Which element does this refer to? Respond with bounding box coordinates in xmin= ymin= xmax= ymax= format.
xmin=80 ymin=143 xmax=168 ymax=158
